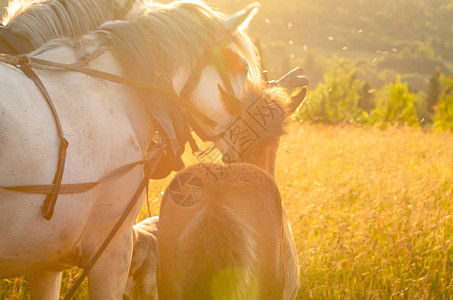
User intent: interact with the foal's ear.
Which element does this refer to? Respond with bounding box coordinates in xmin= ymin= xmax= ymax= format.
xmin=223 ymin=3 xmax=260 ymax=32
xmin=287 ymin=87 xmax=308 ymax=115
xmin=218 ymin=84 xmax=242 ymax=116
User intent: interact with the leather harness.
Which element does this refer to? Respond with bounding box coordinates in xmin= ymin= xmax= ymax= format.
xmin=0 ymin=21 xmax=241 ymax=299
xmin=0 ymin=25 xmax=237 ymax=220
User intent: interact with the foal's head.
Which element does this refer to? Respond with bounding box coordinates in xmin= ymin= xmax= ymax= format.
xmin=216 ymin=85 xmax=307 ymax=177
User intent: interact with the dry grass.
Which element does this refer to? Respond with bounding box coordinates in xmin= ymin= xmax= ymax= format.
xmin=279 ymin=123 xmax=453 ymax=299
xmin=1 ymin=122 xmax=453 ymax=299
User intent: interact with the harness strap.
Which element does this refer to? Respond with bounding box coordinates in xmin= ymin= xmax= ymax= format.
xmin=184 ymin=122 xmax=201 ymax=155
xmin=177 ymin=48 xmax=225 ymax=142
xmin=177 ymin=43 xmax=237 ymax=142
xmin=28 ymin=53 xmax=223 ymax=153
xmin=1 ymin=145 xmax=163 ymax=194
xmin=63 ymin=145 xmax=165 ymax=300
xmin=0 ymin=54 xmax=179 ymax=220
xmin=16 ymin=59 xmax=69 ymax=220
xmin=27 ymin=56 xmax=217 ymax=128
xmin=179 ymin=49 xmax=210 ymax=101
xmin=0 ymin=53 xmax=216 ymax=195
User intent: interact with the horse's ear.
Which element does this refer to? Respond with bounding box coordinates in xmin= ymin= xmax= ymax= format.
xmin=223 ymin=3 xmax=260 ymax=32
xmin=287 ymin=87 xmax=308 ymax=115
xmin=218 ymin=84 xmax=242 ymax=116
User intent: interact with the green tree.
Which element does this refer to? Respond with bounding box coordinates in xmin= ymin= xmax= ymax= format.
xmin=297 ymin=59 xmax=367 ymax=124
xmin=433 ymin=75 xmax=453 ymax=131
xmin=369 ymin=77 xmax=420 ymax=128
xmin=426 ymin=67 xmax=441 ymax=114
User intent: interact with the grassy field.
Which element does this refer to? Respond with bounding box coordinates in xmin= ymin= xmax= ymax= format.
xmin=2 ymin=122 xmax=453 ymax=299
xmin=280 ymin=123 xmax=453 ymax=298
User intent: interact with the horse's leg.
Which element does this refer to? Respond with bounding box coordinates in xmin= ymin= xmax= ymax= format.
xmin=88 ymin=230 xmax=134 ymax=299
xmin=29 ymin=270 xmax=62 ymax=300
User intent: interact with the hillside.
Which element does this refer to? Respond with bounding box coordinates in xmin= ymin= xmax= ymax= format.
xmin=222 ymin=0 xmax=453 ymax=90
xmin=1 ymin=0 xmax=452 ymax=89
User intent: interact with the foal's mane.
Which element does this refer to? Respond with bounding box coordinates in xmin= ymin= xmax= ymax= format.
xmin=101 ymin=0 xmax=262 ymax=88
xmin=2 ymin=0 xmax=116 ymax=49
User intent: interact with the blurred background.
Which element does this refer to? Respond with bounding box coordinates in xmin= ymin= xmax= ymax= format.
xmin=202 ymin=0 xmax=453 ymax=129
xmin=154 ymin=0 xmax=453 ymax=86
xmin=3 ymin=0 xmax=452 ymax=128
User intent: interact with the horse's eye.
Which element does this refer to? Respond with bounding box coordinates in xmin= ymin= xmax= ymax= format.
xmin=241 ymin=58 xmax=249 ymax=75
xmin=213 ymin=47 xmax=247 ymax=76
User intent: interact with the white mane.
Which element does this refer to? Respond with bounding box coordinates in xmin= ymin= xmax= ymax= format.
xmin=2 ymin=0 xmax=116 ymax=49
xmin=126 ymin=0 xmax=262 ymax=86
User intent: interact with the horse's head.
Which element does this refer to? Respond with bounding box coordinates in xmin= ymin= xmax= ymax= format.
xmin=98 ymin=2 xmax=306 ymax=177
xmin=215 ymin=79 xmax=308 ymax=177
xmin=128 ymin=1 xmax=307 ymax=177
xmin=160 ymin=2 xmax=263 ymax=138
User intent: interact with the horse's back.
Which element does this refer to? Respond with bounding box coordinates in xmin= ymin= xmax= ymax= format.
xmin=157 ymin=163 xmax=292 ymax=299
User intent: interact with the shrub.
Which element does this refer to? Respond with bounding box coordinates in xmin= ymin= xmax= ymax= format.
xmin=413 ymin=92 xmax=431 ymax=127
xmin=368 ymin=77 xmax=420 ymax=128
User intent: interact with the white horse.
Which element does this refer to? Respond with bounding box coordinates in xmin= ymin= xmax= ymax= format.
xmin=1 ymin=0 xmax=135 ymax=53
xmin=0 ymin=1 xmax=261 ymax=298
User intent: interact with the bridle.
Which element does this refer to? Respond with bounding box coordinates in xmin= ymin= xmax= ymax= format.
xmin=177 ymin=29 xmax=243 ymax=143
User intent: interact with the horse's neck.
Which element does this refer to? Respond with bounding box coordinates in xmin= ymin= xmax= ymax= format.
xmin=85 ymin=40 xmax=156 ymax=153
xmin=32 ymin=34 xmax=156 ymax=154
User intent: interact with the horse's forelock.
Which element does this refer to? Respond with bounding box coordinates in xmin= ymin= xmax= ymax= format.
xmin=129 ymin=1 xmax=261 ymax=85
xmin=129 ymin=2 xmax=220 ymax=74
xmin=231 ymin=30 xmax=262 ymax=87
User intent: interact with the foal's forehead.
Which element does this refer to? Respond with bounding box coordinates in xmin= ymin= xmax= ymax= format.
xmin=243 ymin=88 xmax=289 ymax=111
xmin=227 ymin=88 xmax=289 ymax=141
